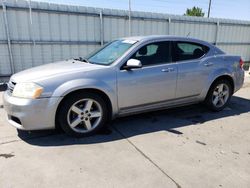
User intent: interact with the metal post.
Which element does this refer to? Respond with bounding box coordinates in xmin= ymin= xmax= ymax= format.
xmin=28 ymin=0 xmax=35 ymax=68
xmin=128 ymin=0 xmax=131 ymax=36
xmin=2 ymin=3 xmax=15 ymax=74
xmin=215 ymin=21 xmax=219 ymax=45
xmin=208 ymin=0 xmax=212 ymax=18
xmin=99 ymin=10 xmax=104 ymax=46
xmin=28 ymin=0 xmax=35 ymax=46
xmin=168 ymin=18 xmax=171 ymax=35
xmin=29 ymin=0 xmax=33 ymax=25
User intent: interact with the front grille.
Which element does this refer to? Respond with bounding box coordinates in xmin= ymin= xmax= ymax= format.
xmin=8 ymin=81 xmax=16 ymax=94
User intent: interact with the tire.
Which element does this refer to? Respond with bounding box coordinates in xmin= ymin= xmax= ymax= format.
xmin=205 ymin=79 xmax=233 ymax=111
xmin=57 ymin=92 xmax=108 ymax=137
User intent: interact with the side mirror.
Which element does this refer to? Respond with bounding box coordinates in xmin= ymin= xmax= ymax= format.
xmin=124 ymin=59 xmax=142 ymax=70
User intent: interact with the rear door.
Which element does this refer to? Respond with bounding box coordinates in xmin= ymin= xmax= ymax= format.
xmin=173 ymin=41 xmax=212 ymax=98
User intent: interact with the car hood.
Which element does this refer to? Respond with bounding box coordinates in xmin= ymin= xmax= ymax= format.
xmin=11 ymin=60 xmax=104 ymax=83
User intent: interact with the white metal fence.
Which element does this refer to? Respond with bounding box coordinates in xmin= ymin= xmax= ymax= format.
xmin=0 ymin=0 xmax=250 ymax=78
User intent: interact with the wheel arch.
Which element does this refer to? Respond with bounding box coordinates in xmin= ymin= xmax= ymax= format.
xmin=205 ymin=74 xmax=235 ymax=100
xmin=55 ymin=88 xmax=113 ymax=129
xmin=210 ymin=75 xmax=234 ymax=93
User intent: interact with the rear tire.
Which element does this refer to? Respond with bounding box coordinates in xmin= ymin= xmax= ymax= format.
xmin=57 ymin=92 xmax=108 ymax=137
xmin=205 ymin=79 xmax=233 ymax=111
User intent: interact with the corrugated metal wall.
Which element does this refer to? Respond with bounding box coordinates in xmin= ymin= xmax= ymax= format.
xmin=0 ymin=0 xmax=250 ymax=77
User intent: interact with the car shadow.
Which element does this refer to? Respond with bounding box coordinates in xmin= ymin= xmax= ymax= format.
xmin=17 ymin=95 xmax=250 ymax=146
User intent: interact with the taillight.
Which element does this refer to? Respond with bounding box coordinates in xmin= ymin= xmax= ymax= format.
xmin=239 ymin=58 xmax=244 ymax=69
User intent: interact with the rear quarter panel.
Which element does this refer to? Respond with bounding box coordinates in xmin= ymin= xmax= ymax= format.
xmin=199 ymin=55 xmax=244 ymax=99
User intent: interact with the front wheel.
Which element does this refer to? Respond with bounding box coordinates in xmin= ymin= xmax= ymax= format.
xmin=205 ymin=79 xmax=233 ymax=111
xmin=57 ymin=92 xmax=108 ymax=137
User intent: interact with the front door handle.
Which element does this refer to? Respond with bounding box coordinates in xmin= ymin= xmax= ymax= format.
xmin=204 ymin=62 xmax=213 ymax=67
xmin=162 ymin=68 xmax=174 ymax=72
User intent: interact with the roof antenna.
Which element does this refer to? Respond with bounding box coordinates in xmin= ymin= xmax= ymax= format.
xmin=186 ymin=32 xmax=190 ymax=37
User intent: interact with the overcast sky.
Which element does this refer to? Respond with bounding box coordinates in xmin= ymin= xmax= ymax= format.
xmin=31 ymin=0 xmax=250 ymax=21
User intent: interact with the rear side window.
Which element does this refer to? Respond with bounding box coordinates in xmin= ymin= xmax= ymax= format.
xmin=173 ymin=41 xmax=209 ymax=62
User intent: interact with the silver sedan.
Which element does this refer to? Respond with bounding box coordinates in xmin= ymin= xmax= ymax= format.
xmin=3 ymin=35 xmax=245 ymax=137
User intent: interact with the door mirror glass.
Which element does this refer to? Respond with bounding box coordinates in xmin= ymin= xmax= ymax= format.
xmin=124 ymin=59 xmax=142 ymax=69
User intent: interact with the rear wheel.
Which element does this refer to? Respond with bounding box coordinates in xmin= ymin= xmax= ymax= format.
xmin=57 ymin=92 xmax=108 ymax=137
xmin=205 ymin=79 xmax=233 ymax=111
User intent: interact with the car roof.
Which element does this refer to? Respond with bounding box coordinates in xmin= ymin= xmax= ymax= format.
xmin=121 ymin=35 xmax=212 ymax=46
xmin=120 ymin=35 xmax=225 ymax=55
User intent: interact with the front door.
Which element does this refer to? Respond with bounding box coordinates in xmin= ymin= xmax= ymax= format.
xmin=117 ymin=41 xmax=177 ymax=110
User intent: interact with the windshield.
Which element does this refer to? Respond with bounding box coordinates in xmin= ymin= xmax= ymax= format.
xmin=87 ymin=39 xmax=137 ymax=65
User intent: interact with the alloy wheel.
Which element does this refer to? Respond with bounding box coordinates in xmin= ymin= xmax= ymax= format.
xmin=212 ymin=83 xmax=230 ymax=108
xmin=67 ymin=99 xmax=103 ymax=133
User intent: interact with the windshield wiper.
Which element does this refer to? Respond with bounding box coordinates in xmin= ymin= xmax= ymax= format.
xmin=74 ymin=57 xmax=90 ymax=64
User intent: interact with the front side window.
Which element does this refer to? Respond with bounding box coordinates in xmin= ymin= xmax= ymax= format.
xmin=173 ymin=41 xmax=209 ymax=61
xmin=88 ymin=40 xmax=137 ymax=65
xmin=130 ymin=41 xmax=172 ymax=66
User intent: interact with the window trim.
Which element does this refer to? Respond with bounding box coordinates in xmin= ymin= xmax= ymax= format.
xmin=120 ymin=40 xmax=173 ymax=70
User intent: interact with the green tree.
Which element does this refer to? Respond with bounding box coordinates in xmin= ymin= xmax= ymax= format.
xmin=184 ymin=6 xmax=205 ymax=17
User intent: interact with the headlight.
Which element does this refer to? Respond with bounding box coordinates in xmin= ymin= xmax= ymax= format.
xmin=12 ymin=82 xmax=44 ymax=99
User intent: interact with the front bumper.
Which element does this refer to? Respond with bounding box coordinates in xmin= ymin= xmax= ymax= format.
xmin=3 ymin=91 xmax=62 ymax=130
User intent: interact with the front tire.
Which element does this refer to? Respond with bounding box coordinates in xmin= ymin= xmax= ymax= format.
xmin=205 ymin=79 xmax=233 ymax=111
xmin=57 ymin=92 xmax=108 ymax=137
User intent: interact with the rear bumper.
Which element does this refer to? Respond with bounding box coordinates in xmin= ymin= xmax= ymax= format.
xmin=3 ymin=91 xmax=62 ymax=130
xmin=234 ymin=69 xmax=244 ymax=93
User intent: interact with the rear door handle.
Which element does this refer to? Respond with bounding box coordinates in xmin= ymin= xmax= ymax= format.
xmin=204 ymin=62 xmax=213 ymax=67
xmin=162 ymin=68 xmax=174 ymax=72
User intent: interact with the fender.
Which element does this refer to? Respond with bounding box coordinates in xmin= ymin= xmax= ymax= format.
xmin=52 ymin=78 xmax=118 ymax=117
